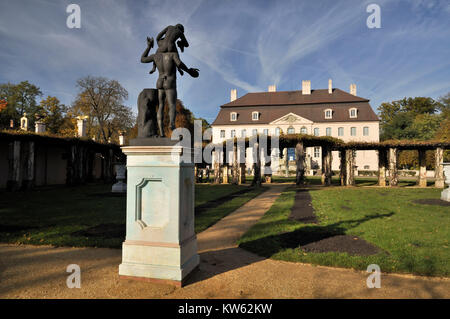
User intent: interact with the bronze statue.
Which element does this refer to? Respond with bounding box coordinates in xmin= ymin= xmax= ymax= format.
xmin=137 ymin=24 xmax=199 ymax=138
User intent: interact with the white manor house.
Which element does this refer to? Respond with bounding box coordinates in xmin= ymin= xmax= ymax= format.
xmin=211 ymin=80 xmax=380 ymax=174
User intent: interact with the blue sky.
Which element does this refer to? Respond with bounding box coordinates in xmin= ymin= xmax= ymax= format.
xmin=0 ymin=0 xmax=449 ymax=123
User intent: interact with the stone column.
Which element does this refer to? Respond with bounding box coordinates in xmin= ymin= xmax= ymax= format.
xmin=239 ymin=163 xmax=246 ymax=184
xmin=119 ymin=144 xmax=199 ymax=286
xmin=378 ymin=149 xmax=387 ymax=187
xmin=435 ymin=147 xmax=444 ymax=188
xmin=388 ymin=148 xmax=398 ymax=187
xmin=339 ymin=149 xmax=346 ymax=186
xmin=222 ymin=164 xmax=228 ymax=184
xmin=213 ymin=151 xmax=221 ymax=184
xmin=345 ymin=149 xmax=355 ymax=186
xmin=22 ymin=141 xmax=35 ymax=190
xmin=295 ymin=143 xmax=305 ymax=185
xmin=283 ymin=148 xmax=289 ymax=177
xmin=263 ymin=150 xmax=272 ymax=184
xmin=7 ymin=141 xmax=21 ymax=191
xmin=322 ymin=146 xmax=332 ymax=186
xmin=232 ymin=143 xmax=239 ymax=185
xmin=418 ymin=149 xmax=427 ymax=187
xmin=66 ymin=145 xmax=76 ymax=185
xmin=252 ymin=143 xmax=261 ymax=187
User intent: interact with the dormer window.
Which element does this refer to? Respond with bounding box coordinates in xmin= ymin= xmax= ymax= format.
xmin=349 ymin=108 xmax=358 ymax=118
xmin=252 ymin=111 xmax=259 ymax=121
xmin=324 ymin=109 xmax=333 ymax=119
xmin=230 ymin=112 xmax=237 ymax=121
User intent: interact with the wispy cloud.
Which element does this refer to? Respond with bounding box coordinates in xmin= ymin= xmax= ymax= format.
xmin=0 ymin=0 xmax=449 ymax=121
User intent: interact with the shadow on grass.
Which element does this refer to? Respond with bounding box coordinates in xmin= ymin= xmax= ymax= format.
xmin=239 ymin=212 xmax=394 ymax=258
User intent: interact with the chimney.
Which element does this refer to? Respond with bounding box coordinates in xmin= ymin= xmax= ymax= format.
xmin=302 ymin=80 xmax=311 ymax=95
xmin=350 ymin=83 xmax=357 ymax=96
xmin=268 ymin=85 xmax=276 ymax=92
xmin=77 ymin=116 xmax=87 ymax=137
xmin=328 ymin=79 xmax=333 ymax=94
xmin=230 ymin=89 xmax=237 ymax=102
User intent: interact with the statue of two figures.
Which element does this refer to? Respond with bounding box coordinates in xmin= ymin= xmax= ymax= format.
xmin=137 ymin=24 xmax=199 ymax=139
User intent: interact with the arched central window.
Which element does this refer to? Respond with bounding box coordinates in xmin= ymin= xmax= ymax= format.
xmin=287 ymin=126 xmax=295 ymax=134
xmin=300 ymin=126 xmax=307 ymax=134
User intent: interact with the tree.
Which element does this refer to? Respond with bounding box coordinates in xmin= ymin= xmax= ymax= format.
xmin=378 ymin=96 xmax=442 ymax=140
xmin=39 ymin=96 xmax=67 ymax=134
xmin=0 ymin=100 xmax=6 ymax=112
xmin=72 ymin=76 xmax=134 ymax=143
xmin=0 ymin=81 xmax=42 ymax=129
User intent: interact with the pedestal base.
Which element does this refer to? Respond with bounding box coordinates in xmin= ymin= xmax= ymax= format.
xmin=112 ymin=181 xmax=127 ymax=193
xmin=441 ymin=188 xmax=450 ymax=202
xmin=119 ymin=236 xmax=199 ymax=284
xmin=118 ymin=144 xmax=198 ymax=286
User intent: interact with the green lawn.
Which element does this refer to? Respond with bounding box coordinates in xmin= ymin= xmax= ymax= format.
xmin=0 ymin=183 xmax=263 ymax=248
xmin=238 ymin=186 xmax=450 ymax=277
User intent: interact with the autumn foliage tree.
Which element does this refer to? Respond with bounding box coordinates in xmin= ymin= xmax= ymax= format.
xmin=72 ymin=76 xmax=135 ymax=143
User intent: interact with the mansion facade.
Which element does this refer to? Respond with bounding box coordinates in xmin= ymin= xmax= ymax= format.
xmin=211 ymin=80 xmax=380 ymax=174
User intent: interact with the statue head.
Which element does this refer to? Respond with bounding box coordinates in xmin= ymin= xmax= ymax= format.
xmin=175 ymin=24 xmax=184 ymax=33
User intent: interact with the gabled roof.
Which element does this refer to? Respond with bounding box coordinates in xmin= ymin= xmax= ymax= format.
xmin=221 ymin=88 xmax=369 ymax=108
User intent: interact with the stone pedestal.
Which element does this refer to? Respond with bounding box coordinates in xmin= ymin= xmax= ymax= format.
xmin=112 ymin=163 xmax=127 ymax=193
xmin=441 ymin=163 xmax=450 ymax=202
xmin=118 ymin=144 xmax=199 ymax=286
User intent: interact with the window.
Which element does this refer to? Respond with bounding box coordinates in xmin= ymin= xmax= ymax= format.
xmin=220 ymin=130 xmax=225 ymax=138
xmin=231 ymin=129 xmax=236 ymax=137
xmin=314 ymin=147 xmax=320 ymax=158
xmin=241 ymin=129 xmax=246 ymax=138
xmin=338 ymin=127 xmax=344 ymax=136
xmin=363 ymin=126 xmax=369 ymax=136
xmin=230 ymin=112 xmax=237 ymax=121
xmin=287 ymin=126 xmax=295 ymax=134
xmin=252 ymin=111 xmax=259 ymax=121
xmin=351 ymin=127 xmax=356 ymax=136
xmin=325 ymin=109 xmax=333 ymax=119
xmin=349 ymin=108 xmax=357 ymax=118
xmin=300 ymin=126 xmax=307 ymax=134
xmin=326 ymin=127 xmax=332 ymax=136
xmin=263 ymin=129 xmax=269 ymax=136
xmin=275 ymin=127 xmax=281 ymax=136
xmin=252 ymin=129 xmax=258 ymax=136
xmin=314 ymin=128 xmax=319 ymax=136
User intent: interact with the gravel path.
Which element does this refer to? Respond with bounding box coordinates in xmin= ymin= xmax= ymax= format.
xmin=0 ymin=184 xmax=449 ymax=298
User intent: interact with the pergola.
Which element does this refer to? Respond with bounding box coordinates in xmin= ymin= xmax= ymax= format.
xmin=206 ymin=134 xmax=450 ymax=188
xmin=0 ymin=131 xmax=122 ymax=190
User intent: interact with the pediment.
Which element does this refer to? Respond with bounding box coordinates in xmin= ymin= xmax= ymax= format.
xmin=270 ymin=112 xmax=312 ymax=125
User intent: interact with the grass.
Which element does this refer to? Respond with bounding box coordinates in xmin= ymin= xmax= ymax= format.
xmin=0 ymin=183 xmax=263 ymax=249
xmin=238 ymin=186 xmax=450 ymax=277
